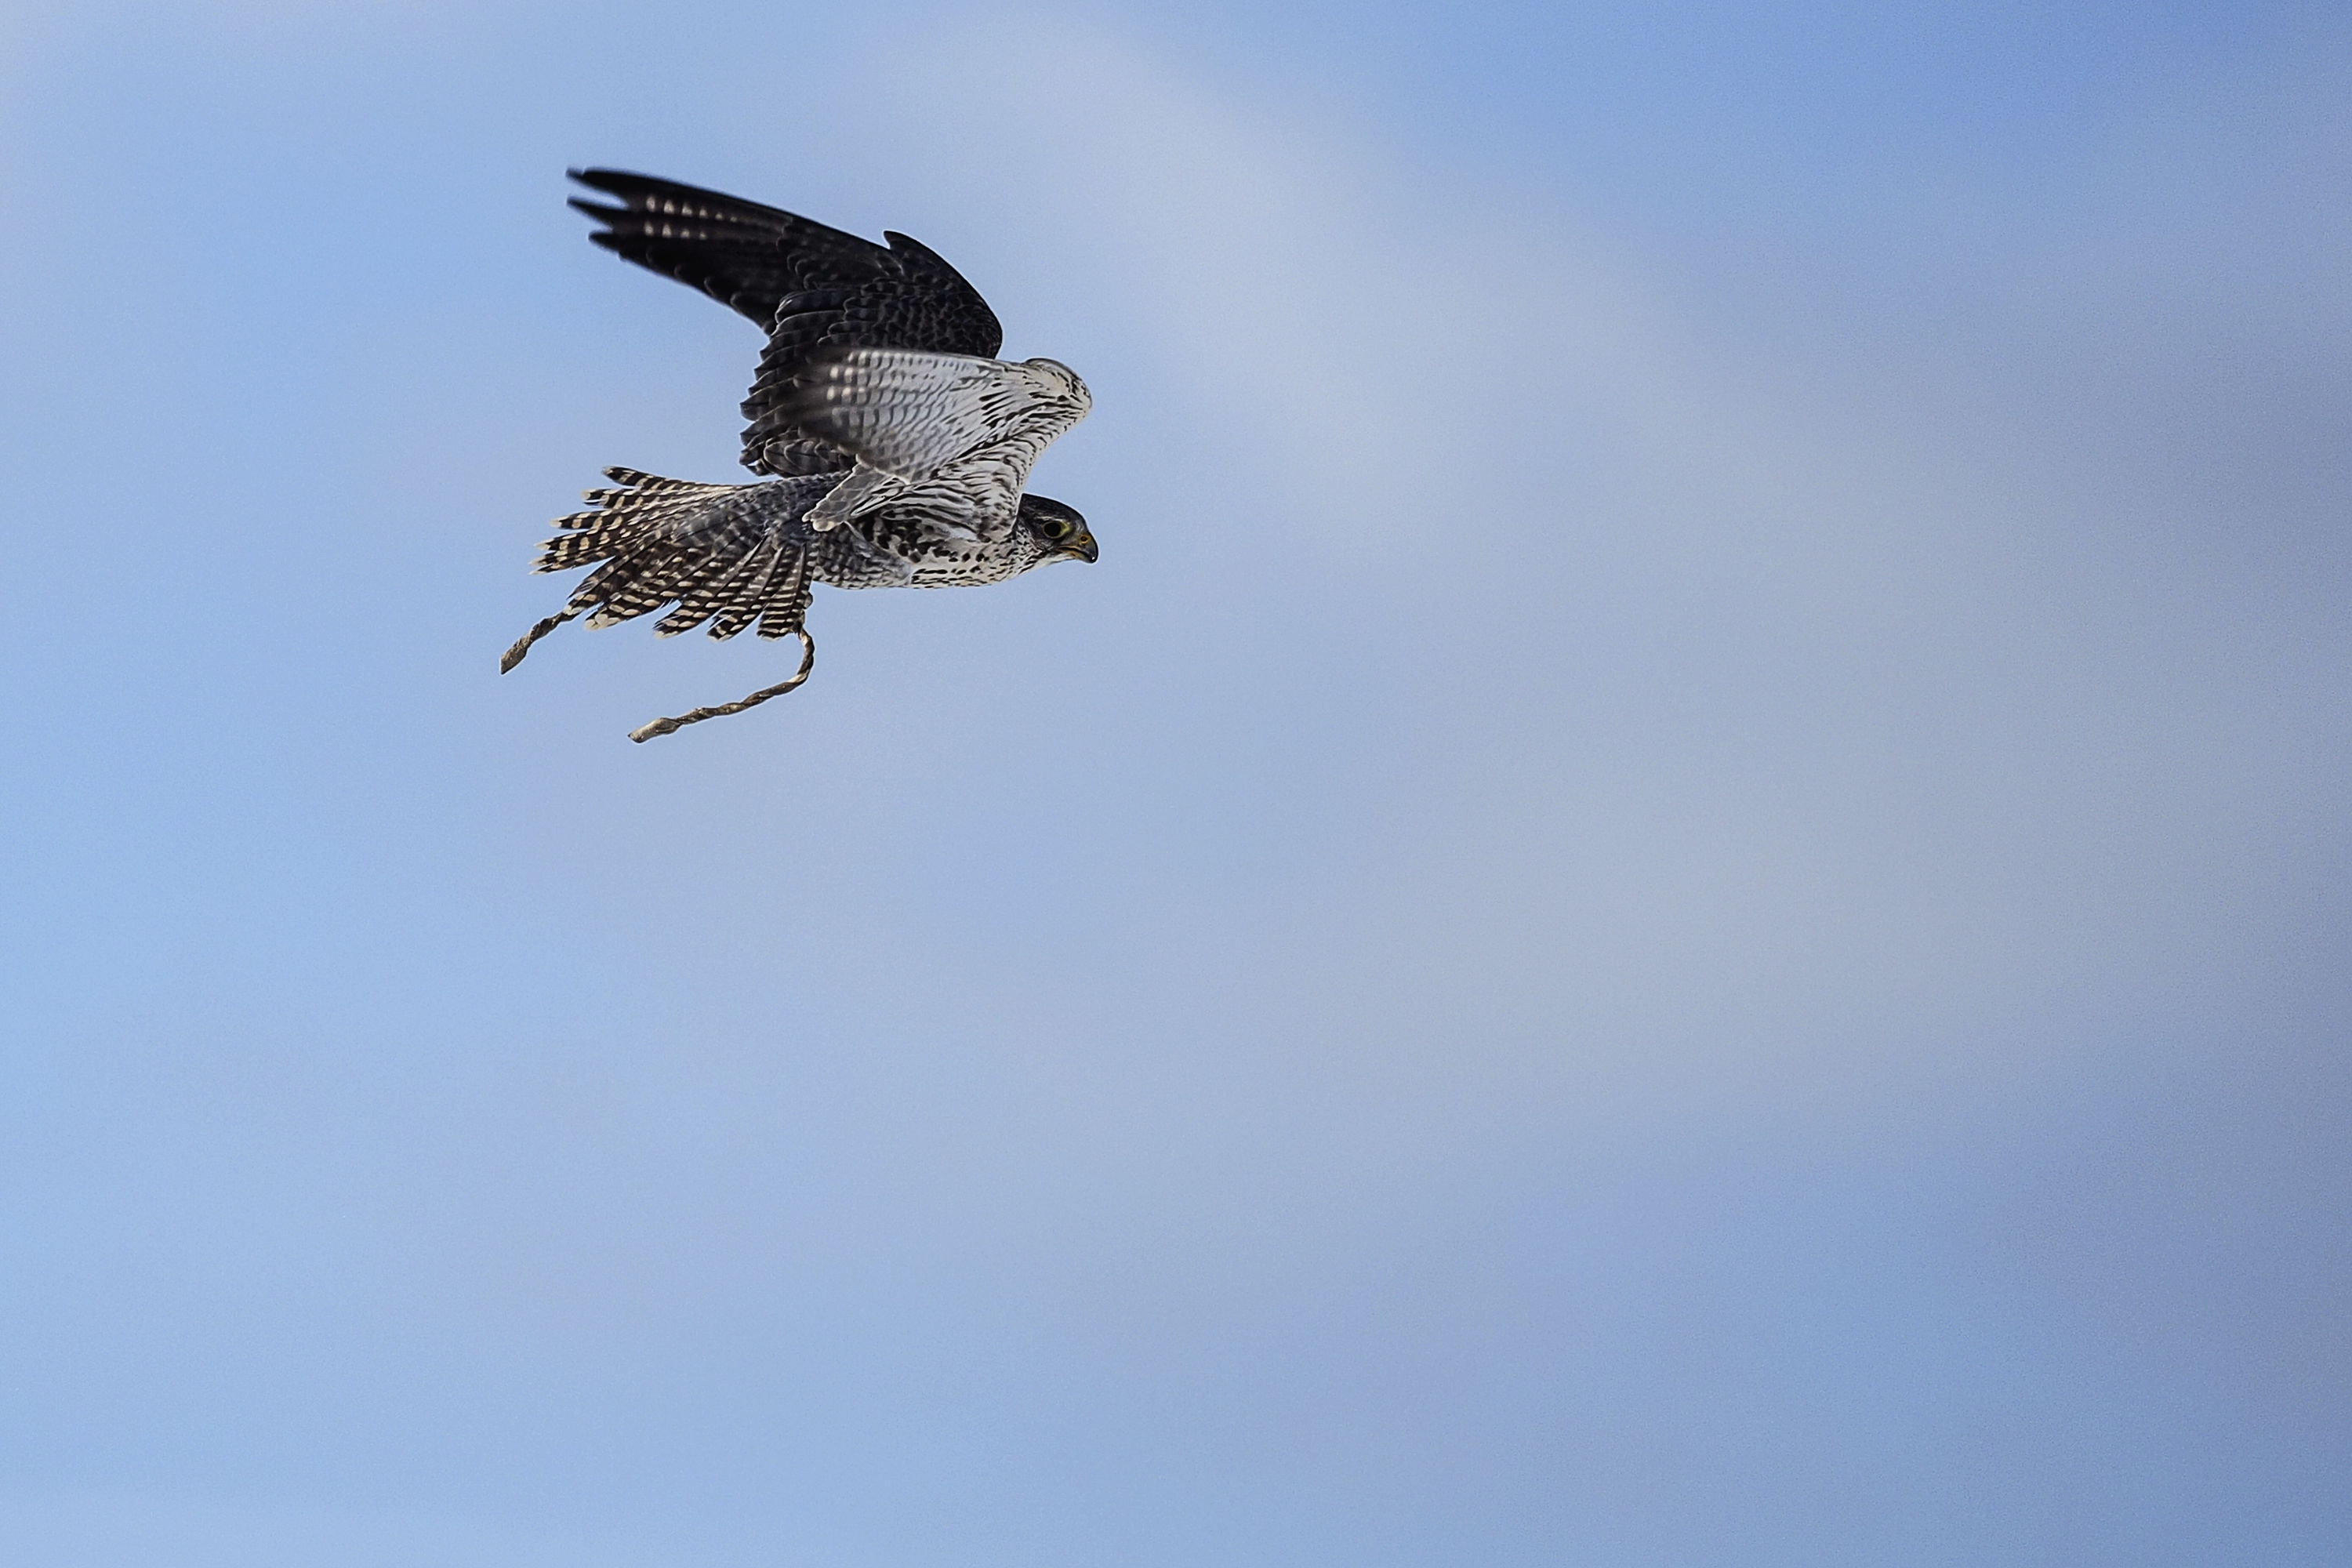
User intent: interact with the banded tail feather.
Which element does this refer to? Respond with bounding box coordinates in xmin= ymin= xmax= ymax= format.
xmin=500 ymin=467 xmax=827 ymax=739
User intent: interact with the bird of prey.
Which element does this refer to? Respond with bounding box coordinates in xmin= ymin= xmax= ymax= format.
xmin=502 ymin=169 xmax=1095 ymax=741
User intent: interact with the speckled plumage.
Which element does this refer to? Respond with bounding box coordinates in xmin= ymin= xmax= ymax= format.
xmin=505 ymin=170 xmax=1096 ymax=739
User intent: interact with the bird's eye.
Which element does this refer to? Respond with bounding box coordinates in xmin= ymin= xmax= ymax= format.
xmin=1037 ymin=517 xmax=1071 ymax=540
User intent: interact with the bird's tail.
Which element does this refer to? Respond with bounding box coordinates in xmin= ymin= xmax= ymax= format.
xmin=502 ymin=468 xmax=826 ymax=741
xmin=500 ymin=467 xmax=819 ymax=675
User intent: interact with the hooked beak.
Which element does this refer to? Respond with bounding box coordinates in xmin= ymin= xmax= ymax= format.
xmin=1055 ymin=531 xmax=1098 ymax=564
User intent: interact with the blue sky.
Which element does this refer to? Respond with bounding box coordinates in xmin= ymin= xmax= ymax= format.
xmin=1 ymin=3 xmax=2347 ymax=1564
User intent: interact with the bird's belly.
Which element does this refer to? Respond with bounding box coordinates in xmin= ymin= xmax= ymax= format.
xmin=902 ymin=542 xmax=1029 ymax=588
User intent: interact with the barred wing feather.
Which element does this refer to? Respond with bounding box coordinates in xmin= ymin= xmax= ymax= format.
xmin=567 ymin=169 xmax=1002 ymax=356
xmin=784 ymin=349 xmax=1091 ymax=480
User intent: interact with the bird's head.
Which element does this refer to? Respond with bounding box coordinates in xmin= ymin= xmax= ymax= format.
xmin=1019 ymin=494 xmax=1098 ymax=565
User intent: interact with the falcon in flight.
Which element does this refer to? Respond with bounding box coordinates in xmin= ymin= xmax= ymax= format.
xmin=503 ymin=169 xmax=1096 ymax=741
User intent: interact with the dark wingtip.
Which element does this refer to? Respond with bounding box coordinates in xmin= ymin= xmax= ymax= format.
xmin=568 ymin=198 xmax=632 ymax=245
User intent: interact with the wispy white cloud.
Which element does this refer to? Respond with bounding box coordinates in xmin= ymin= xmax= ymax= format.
xmin=820 ymin=16 xmax=2352 ymax=1124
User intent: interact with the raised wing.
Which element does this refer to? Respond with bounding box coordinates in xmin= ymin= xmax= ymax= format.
xmin=568 ymin=170 xmax=1006 ymax=474
xmin=569 ymin=169 xmax=903 ymax=330
xmin=782 ymin=349 xmax=1092 ymax=480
